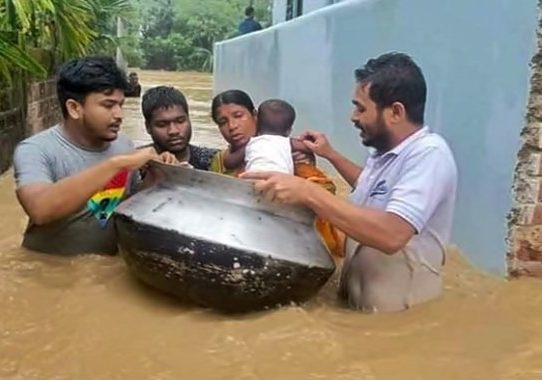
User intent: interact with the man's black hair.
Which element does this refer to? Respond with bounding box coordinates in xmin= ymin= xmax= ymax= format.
xmin=354 ymin=52 xmax=426 ymax=124
xmin=142 ymin=86 xmax=189 ymax=123
xmin=57 ymin=56 xmax=129 ymax=117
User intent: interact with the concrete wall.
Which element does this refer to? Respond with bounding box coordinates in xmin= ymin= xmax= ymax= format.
xmin=214 ymin=0 xmax=539 ymax=274
xmin=0 ymin=78 xmax=61 ymax=175
xmin=272 ymin=0 xmax=287 ymax=24
xmin=273 ymin=0 xmax=342 ymax=25
xmin=303 ymin=0 xmax=333 ymax=15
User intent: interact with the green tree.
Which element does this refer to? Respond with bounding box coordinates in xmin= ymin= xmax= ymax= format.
xmin=0 ymin=0 xmax=51 ymax=83
xmin=0 ymin=0 xmax=134 ymax=83
xmin=0 ymin=39 xmax=46 ymax=85
xmin=137 ymin=0 xmax=272 ymax=72
xmin=141 ymin=33 xmax=192 ymax=70
xmin=141 ymin=0 xmax=174 ymax=38
xmin=86 ymin=0 xmax=134 ymax=53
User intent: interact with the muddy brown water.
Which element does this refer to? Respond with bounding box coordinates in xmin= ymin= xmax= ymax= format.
xmin=1 ymin=71 xmax=542 ymax=380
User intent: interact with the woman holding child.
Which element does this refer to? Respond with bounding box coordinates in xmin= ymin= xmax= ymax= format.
xmin=209 ymin=89 xmax=328 ymax=184
xmin=209 ymin=89 xmax=344 ymax=257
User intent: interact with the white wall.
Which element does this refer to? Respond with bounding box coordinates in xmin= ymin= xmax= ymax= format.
xmin=272 ymin=0 xmax=287 ymax=25
xmin=303 ymin=0 xmax=332 ymax=15
xmin=215 ymin=0 xmax=539 ymax=274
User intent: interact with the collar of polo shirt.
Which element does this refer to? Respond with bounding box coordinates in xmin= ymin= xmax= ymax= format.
xmin=372 ymin=126 xmax=429 ymax=159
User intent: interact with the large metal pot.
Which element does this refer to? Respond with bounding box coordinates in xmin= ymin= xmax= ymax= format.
xmin=114 ymin=161 xmax=335 ymax=313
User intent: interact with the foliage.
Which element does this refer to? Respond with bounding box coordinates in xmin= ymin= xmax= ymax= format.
xmin=0 ymin=38 xmax=46 ymax=85
xmin=86 ymin=0 xmax=134 ymax=53
xmin=141 ymin=33 xmax=192 ymax=70
xmin=140 ymin=0 xmax=175 ymax=38
xmin=0 ymin=0 xmax=133 ymax=83
xmin=119 ymin=35 xmax=144 ymax=68
xmin=0 ymin=0 xmax=272 ymax=78
xmin=135 ymin=0 xmax=272 ymax=72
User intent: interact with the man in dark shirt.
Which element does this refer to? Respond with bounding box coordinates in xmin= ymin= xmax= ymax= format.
xmin=141 ymin=86 xmax=217 ymax=170
xmin=238 ymin=6 xmax=262 ymax=35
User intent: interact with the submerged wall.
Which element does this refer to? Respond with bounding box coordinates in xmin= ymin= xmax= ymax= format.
xmin=214 ymin=0 xmax=539 ymax=274
xmin=0 ymin=78 xmax=61 ymax=175
xmin=0 ymin=81 xmax=25 ymax=175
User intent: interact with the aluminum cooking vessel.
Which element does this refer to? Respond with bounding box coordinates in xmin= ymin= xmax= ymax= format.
xmin=114 ymin=161 xmax=335 ymax=312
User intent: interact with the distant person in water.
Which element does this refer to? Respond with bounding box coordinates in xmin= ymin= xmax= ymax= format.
xmin=238 ymin=6 xmax=262 ymax=35
xmin=125 ymin=72 xmax=141 ymax=97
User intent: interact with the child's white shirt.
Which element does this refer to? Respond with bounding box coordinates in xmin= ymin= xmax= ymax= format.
xmin=244 ymin=135 xmax=293 ymax=174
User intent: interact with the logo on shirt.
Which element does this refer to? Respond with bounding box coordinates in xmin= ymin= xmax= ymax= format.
xmin=370 ymin=179 xmax=388 ymax=197
xmin=87 ymin=170 xmax=129 ymax=228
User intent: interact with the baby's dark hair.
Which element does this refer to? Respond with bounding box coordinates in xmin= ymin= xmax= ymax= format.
xmin=256 ymin=99 xmax=296 ymax=136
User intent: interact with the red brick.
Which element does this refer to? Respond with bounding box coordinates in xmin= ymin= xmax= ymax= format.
xmin=515 ymin=239 xmax=542 ymax=261
xmin=510 ymin=260 xmax=542 ymax=278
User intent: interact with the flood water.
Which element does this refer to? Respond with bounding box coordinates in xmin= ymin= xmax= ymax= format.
xmin=2 ymin=71 xmax=542 ymax=380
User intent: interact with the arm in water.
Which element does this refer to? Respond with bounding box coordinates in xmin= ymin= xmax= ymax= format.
xmin=299 ymin=130 xmax=362 ymax=188
xmin=16 ymin=147 xmax=159 ymax=225
xmin=241 ymin=171 xmax=414 ymax=255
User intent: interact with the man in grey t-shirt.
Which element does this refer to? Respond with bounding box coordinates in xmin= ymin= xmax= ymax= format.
xmin=13 ymin=56 xmax=160 ymax=255
xmin=244 ymin=53 xmax=458 ymax=312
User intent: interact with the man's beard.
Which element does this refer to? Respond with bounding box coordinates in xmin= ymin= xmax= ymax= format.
xmin=356 ymin=117 xmax=392 ymax=152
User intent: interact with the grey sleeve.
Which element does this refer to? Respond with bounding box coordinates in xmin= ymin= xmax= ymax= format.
xmin=13 ymin=140 xmax=54 ymax=188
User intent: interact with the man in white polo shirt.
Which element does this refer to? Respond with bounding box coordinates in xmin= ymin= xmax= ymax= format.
xmin=243 ymin=52 xmax=457 ymax=312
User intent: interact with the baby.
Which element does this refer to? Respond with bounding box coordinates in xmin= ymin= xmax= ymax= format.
xmin=223 ymin=99 xmax=312 ymax=174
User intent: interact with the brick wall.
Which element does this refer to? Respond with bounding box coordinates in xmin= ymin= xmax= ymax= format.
xmin=508 ymin=6 xmax=542 ymax=277
xmin=26 ymin=79 xmax=61 ymax=136
xmin=0 ymin=78 xmax=61 ymax=175
xmin=0 ymin=80 xmax=26 ymax=174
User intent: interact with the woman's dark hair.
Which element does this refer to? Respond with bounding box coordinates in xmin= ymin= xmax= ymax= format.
xmin=57 ymin=55 xmax=129 ymax=117
xmin=211 ymin=89 xmax=255 ymax=123
xmin=354 ymin=52 xmax=426 ymax=124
